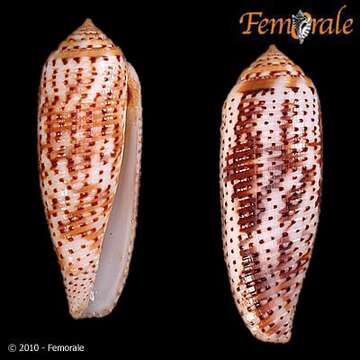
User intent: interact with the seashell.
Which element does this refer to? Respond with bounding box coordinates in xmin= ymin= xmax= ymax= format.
xmin=292 ymin=10 xmax=312 ymax=44
xmin=38 ymin=19 xmax=142 ymax=319
xmin=220 ymin=45 xmax=322 ymax=343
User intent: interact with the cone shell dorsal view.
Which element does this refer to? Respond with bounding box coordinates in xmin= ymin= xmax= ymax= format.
xmin=38 ymin=19 xmax=142 ymax=319
xmin=220 ymin=45 xmax=322 ymax=343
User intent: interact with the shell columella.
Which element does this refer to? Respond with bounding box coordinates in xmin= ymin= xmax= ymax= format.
xmin=38 ymin=19 xmax=142 ymax=319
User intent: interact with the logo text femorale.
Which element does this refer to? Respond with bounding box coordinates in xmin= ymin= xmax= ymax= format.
xmin=239 ymin=5 xmax=354 ymax=44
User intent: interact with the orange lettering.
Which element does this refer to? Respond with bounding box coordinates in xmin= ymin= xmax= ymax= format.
xmin=240 ymin=12 xmax=263 ymax=34
xmin=311 ymin=18 xmax=323 ymax=34
xmin=258 ymin=18 xmax=269 ymax=34
xmin=239 ymin=6 xmax=354 ymax=39
xmin=269 ymin=18 xmax=292 ymax=34
xmin=336 ymin=5 xmax=346 ymax=34
xmin=319 ymin=19 xmax=334 ymax=34
xmin=343 ymin=18 xmax=354 ymax=34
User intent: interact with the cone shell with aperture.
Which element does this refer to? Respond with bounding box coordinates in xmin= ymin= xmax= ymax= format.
xmin=38 ymin=19 xmax=142 ymax=319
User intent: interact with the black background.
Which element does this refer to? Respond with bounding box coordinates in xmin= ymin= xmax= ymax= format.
xmin=5 ymin=0 xmax=359 ymax=357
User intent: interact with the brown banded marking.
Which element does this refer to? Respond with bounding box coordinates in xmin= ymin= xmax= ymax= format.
xmin=38 ymin=19 xmax=142 ymax=319
xmin=220 ymin=45 xmax=322 ymax=343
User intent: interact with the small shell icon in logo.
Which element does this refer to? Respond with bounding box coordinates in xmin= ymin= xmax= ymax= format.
xmin=292 ymin=10 xmax=312 ymax=44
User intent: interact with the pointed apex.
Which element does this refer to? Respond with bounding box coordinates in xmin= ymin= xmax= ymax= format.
xmin=82 ymin=18 xmax=95 ymax=28
xmin=268 ymin=44 xmax=279 ymax=52
xmin=238 ymin=44 xmax=304 ymax=82
xmin=57 ymin=17 xmax=120 ymax=55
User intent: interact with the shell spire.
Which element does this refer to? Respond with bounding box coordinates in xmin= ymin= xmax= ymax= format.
xmin=38 ymin=19 xmax=142 ymax=319
xmin=238 ymin=45 xmax=306 ymax=83
xmin=220 ymin=45 xmax=322 ymax=342
xmin=83 ymin=18 xmax=95 ymax=27
xmin=56 ymin=18 xmax=122 ymax=56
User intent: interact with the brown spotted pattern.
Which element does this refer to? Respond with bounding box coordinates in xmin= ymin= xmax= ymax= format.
xmin=38 ymin=19 xmax=130 ymax=318
xmin=220 ymin=45 xmax=322 ymax=343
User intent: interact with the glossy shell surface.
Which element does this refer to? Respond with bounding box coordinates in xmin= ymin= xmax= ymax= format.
xmin=220 ymin=45 xmax=322 ymax=343
xmin=38 ymin=19 xmax=142 ymax=319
